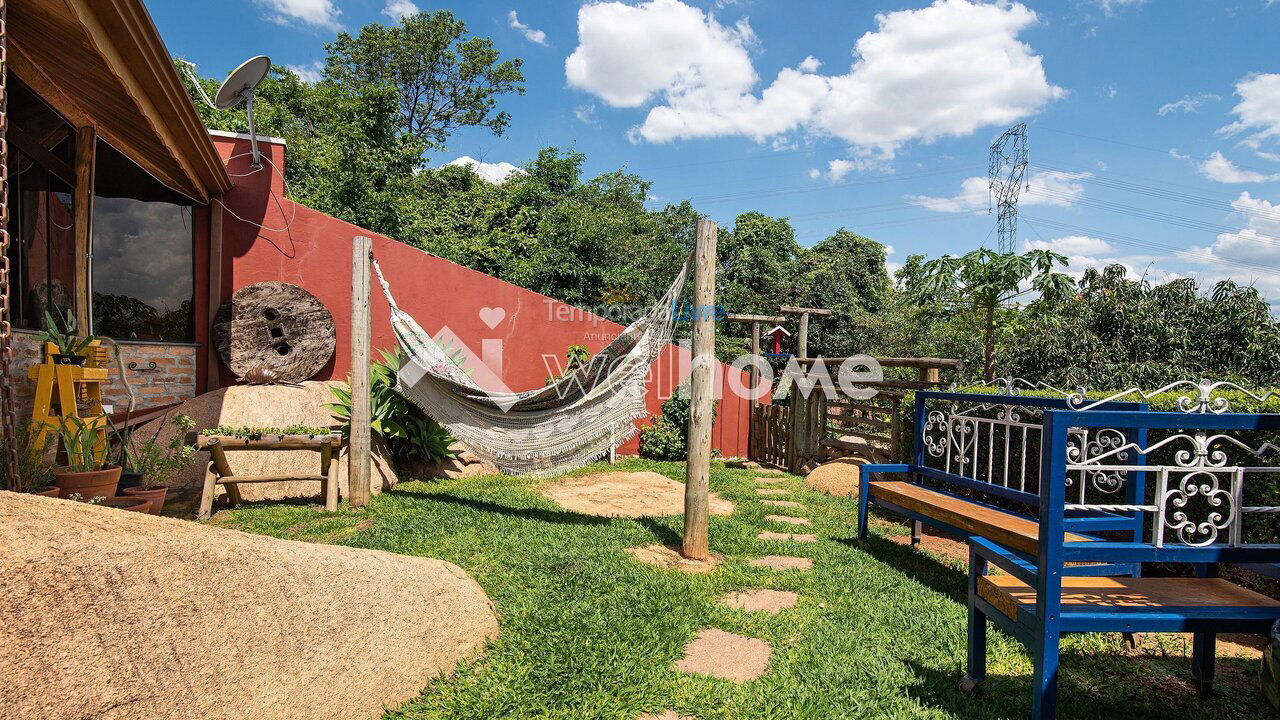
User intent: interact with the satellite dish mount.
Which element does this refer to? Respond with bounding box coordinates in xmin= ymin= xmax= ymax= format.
xmin=214 ymin=55 xmax=271 ymax=170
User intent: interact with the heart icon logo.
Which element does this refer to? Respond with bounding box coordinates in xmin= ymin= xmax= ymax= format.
xmin=479 ymin=307 xmax=506 ymax=329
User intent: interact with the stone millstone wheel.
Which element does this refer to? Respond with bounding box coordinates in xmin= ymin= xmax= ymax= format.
xmin=213 ymin=282 xmax=335 ymax=383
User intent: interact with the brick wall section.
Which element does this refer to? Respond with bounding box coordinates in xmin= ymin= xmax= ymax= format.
xmin=10 ymin=331 xmax=198 ymax=419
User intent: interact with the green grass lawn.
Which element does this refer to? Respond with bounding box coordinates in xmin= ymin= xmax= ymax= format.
xmin=214 ymin=459 xmax=1273 ymax=719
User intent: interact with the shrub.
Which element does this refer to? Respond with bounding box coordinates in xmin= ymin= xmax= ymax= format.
xmin=329 ymin=349 xmax=455 ymax=463
xmin=639 ymin=394 xmax=717 ymax=460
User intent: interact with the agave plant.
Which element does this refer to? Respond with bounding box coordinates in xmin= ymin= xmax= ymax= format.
xmin=36 ymin=307 xmax=96 ymax=358
xmin=58 ymin=416 xmax=104 ymax=473
xmin=328 ymin=349 xmax=455 ymax=463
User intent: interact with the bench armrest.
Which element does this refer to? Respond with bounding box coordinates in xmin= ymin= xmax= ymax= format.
xmin=969 ymin=536 xmax=1039 ymax=587
xmin=860 ymin=463 xmax=911 ymax=475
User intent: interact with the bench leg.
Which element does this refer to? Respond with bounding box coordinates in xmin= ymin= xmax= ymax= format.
xmin=225 ymin=481 xmax=244 ymax=508
xmin=911 ymin=519 xmax=922 ymax=546
xmin=1031 ymin=630 xmax=1062 ymax=720
xmin=961 ymin=547 xmax=988 ymax=693
xmin=324 ymin=463 xmax=339 ymax=513
xmin=197 ymin=462 xmax=217 ymax=521
xmin=1191 ymin=631 xmax=1216 ymax=696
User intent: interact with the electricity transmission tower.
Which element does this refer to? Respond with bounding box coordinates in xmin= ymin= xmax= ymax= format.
xmin=989 ymin=123 xmax=1029 ymax=253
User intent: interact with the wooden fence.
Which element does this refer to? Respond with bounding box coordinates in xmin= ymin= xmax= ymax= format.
xmin=748 ymin=357 xmax=960 ymax=473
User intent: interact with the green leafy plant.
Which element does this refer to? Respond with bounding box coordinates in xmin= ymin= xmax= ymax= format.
xmin=36 ymin=307 xmax=97 ymax=358
xmin=545 ymin=344 xmax=591 ymax=385
xmin=328 ymin=349 xmax=455 ymax=463
xmin=638 ymin=394 xmax=719 ymax=461
xmin=204 ymin=424 xmax=334 ymax=440
xmin=57 ymin=417 xmax=105 ymax=473
xmin=0 ymin=419 xmax=57 ymax=492
xmin=119 ymin=414 xmax=197 ymax=489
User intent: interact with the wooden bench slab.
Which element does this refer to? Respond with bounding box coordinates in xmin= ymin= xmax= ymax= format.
xmin=869 ymin=481 xmax=1088 ymax=555
xmin=980 ymin=575 xmax=1280 ymax=620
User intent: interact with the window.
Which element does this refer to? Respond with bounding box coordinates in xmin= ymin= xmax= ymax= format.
xmin=3 ymin=75 xmax=78 ymax=331
xmin=91 ymin=141 xmax=195 ymax=342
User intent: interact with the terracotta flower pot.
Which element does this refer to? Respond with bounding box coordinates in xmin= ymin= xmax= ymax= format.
xmin=122 ymin=485 xmax=168 ymax=515
xmin=53 ymin=465 xmax=122 ymax=501
xmin=34 ymin=487 xmax=61 ymax=498
xmin=96 ymin=496 xmax=150 ymax=513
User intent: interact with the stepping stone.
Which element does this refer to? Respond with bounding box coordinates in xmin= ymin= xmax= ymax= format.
xmin=756 ymin=488 xmax=788 ymax=496
xmin=756 ymin=467 xmax=785 ymax=476
xmin=758 ymin=531 xmax=817 ymax=543
xmin=754 ymin=476 xmax=786 ymax=484
xmin=765 ymin=514 xmax=812 ymax=526
xmin=675 ymin=628 xmax=772 ymax=682
xmin=761 ymin=499 xmax=802 ymax=508
xmin=749 ymin=555 xmax=813 ymax=571
xmin=626 ymin=544 xmax=722 ymax=574
xmin=718 ymin=589 xmax=799 ymax=614
xmin=637 ymin=713 xmax=693 ymax=720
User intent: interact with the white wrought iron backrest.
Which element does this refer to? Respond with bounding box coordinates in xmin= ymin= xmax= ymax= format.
xmin=1065 ymin=379 xmax=1279 ymax=414
xmin=1066 ymin=431 xmax=1280 ymax=547
xmin=922 ymin=396 xmax=1130 ymax=500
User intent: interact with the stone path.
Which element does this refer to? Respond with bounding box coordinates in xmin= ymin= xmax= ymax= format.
xmin=718 ymin=589 xmax=799 ymax=614
xmin=754 ymin=476 xmax=786 ymax=484
xmin=761 ymin=499 xmax=802 ymax=508
xmin=757 ymin=530 xmax=817 ymax=543
xmin=675 ymin=629 xmax=772 ymax=682
xmin=756 ymin=488 xmax=788 ymax=496
xmin=764 ymin=514 xmax=811 ymax=526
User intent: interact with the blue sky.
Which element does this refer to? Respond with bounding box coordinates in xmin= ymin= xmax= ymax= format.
xmin=152 ymin=1 xmax=1280 ymax=297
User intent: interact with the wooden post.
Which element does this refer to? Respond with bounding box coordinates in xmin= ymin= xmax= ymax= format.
xmin=348 ymin=236 xmax=373 ymax=508
xmin=683 ymin=220 xmax=717 ymax=561
xmin=73 ymin=125 xmax=95 ymax=331
xmin=779 ymin=306 xmax=832 ymax=361
xmin=205 ymin=197 xmax=224 ymax=392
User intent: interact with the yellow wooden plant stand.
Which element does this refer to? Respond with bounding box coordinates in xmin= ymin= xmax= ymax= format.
xmin=28 ymin=340 xmax=110 ymax=463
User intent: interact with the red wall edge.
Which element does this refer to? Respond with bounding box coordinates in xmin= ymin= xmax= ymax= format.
xmin=210 ymin=135 xmax=752 ymax=458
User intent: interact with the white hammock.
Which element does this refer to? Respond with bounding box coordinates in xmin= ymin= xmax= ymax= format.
xmin=372 ymin=255 xmax=690 ymax=477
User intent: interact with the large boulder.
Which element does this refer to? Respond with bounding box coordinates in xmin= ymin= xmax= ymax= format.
xmin=137 ymin=381 xmax=398 ymax=502
xmin=804 ymin=457 xmax=862 ymax=498
xmin=0 ymin=492 xmax=498 ymax=720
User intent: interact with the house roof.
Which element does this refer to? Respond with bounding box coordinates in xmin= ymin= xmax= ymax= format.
xmin=8 ymin=0 xmax=232 ymax=203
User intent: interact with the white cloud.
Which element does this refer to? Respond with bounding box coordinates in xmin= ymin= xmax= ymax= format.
xmin=1181 ymin=192 xmax=1280 ymax=267
xmin=1024 ymin=235 xmax=1114 ymax=256
xmin=258 ymin=0 xmax=340 ymax=30
xmin=807 ymin=168 xmax=821 ymax=180
xmin=826 ymin=159 xmax=856 ymax=182
xmin=1219 ymin=73 xmax=1280 ymax=148
xmin=1198 ymin=151 xmax=1280 ymax=183
xmin=909 ymin=170 xmax=1090 ymax=213
xmin=443 ymin=156 xmax=525 ymax=183
xmin=508 ymin=10 xmax=548 ymax=46
xmin=286 ymin=61 xmax=324 ymax=84
xmin=1021 ymin=237 xmax=1149 ymax=281
xmin=567 ymin=0 xmax=1063 ymax=161
xmin=1168 ymin=147 xmax=1191 ymax=161
xmin=1157 ymin=92 xmax=1220 ymax=116
xmin=574 ymin=104 xmax=597 ymax=125
xmin=1090 ymin=0 xmax=1147 ymax=15
xmin=382 ymin=1 xmax=419 ymax=21
xmin=797 ymin=56 xmax=822 ymax=73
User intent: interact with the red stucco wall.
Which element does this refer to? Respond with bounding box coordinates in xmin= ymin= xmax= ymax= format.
xmin=211 ymin=135 xmax=752 ymax=457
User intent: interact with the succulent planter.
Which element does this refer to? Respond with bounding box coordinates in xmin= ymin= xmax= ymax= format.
xmin=51 ymin=353 xmax=88 ymax=366
xmin=122 ymin=485 xmax=168 ymax=515
xmin=97 ymin=496 xmax=150 ymax=513
xmin=53 ymin=465 xmax=122 ymax=501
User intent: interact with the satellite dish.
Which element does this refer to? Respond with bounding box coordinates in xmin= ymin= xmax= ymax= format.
xmin=214 ymin=55 xmax=271 ymax=169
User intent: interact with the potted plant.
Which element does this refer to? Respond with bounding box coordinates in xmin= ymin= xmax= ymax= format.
xmin=52 ymin=416 xmax=120 ymax=501
xmin=36 ymin=307 xmax=96 ymax=366
xmin=118 ymin=414 xmax=196 ymax=515
xmin=0 ymin=418 xmax=59 ymax=496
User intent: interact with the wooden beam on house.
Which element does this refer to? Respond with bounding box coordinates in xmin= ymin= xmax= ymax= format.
xmin=73 ymin=125 xmax=96 ymax=331
xmin=205 ymin=198 xmax=224 ymax=392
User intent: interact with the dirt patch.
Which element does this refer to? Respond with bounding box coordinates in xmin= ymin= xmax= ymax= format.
xmin=756 ymin=488 xmax=788 ymax=496
xmin=749 ymin=555 xmax=813 ymax=571
xmin=626 ymin=544 xmax=723 ymax=574
xmin=718 ymin=589 xmax=800 ymax=614
xmin=888 ymin=528 xmax=969 ymax=565
xmin=1 ymin=492 xmax=496 ymax=720
xmin=675 ymin=629 xmax=772 ymax=682
xmin=637 ymin=712 xmax=693 ymax=720
xmin=758 ymin=531 xmax=817 ymax=543
xmin=761 ymin=500 xmax=802 ymax=508
xmin=805 ymin=458 xmax=861 ymax=498
xmin=764 ymin=514 xmax=812 ymax=526
xmin=539 ymin=471 xmax=734 ymax=518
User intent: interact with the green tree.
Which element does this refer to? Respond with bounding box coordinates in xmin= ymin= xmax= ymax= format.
xmin=324 ymin=10 xmax=525 ymax=147
xmin=718 ymin=212 xmax=801 ymax=317
xmin=901 ymin=248 xmax=1073 ymax=382
xmin=788 ymin=229 xmax=892 ymax=356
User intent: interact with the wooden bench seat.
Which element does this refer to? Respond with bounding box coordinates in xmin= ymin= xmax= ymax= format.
xmin=869 ymin=481 xmax=1089 ymax=555
xmin=979 ymin=575 xmax=1280 ymax=622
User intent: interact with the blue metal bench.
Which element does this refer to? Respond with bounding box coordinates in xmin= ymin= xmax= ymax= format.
xmin=858 ymin=390 xmax=1147 ymax=566
xmin=964 ymin=404 xmax=1280 ymax=719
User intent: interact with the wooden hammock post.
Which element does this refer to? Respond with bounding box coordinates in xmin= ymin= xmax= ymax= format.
xmin=683 ymin=220 xmax=717 ymax=561
xmin=348 ymin=236 xmax=373 ymax=508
